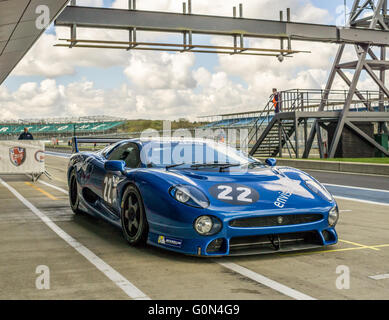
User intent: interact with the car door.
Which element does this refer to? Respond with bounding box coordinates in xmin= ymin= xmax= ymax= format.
xmin=101 ymin=142 xmax=141 ymax=214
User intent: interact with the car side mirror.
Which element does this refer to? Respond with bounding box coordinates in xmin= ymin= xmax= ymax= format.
xmin=265 ymin=158 xmax=277 ymax=167
xmin=105 ymin=160 xmax=126 ymax=173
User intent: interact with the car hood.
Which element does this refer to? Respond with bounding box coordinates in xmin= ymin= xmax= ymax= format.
xmin=166 ymin=166 xmax=334 ymax=213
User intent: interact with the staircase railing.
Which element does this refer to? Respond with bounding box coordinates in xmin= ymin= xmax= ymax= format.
xmin=243 ymin=91 xmax=304 ymax=150
xmin=243 ymin=95 xmax=275 ymax=150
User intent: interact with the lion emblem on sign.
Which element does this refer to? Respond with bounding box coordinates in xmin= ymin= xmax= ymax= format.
xmin=9 ymin=147 xmax=26 ymax=167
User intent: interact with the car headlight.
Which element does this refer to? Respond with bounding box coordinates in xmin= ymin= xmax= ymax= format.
xmin=175 ymin=188 xmax=190 ymax=203
xmin=328 ymin=206 xmax=339 ymax=226
xmin=305 ymin=179 xmax=333 ymax=201
xmin=170 ymin=185 xmax=209 ymax=209
xmin=194 ymin=215 xmax=222 ymax=236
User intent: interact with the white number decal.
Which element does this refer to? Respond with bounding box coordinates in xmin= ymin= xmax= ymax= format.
xmin=217 ymin=185 xmax=233 ymax=200
xmin=103 ymin=176 xmax=113 ymax=204
xmin=215 ymin=185 xmax=255 ymax=203
xmin=237 ymin=187 xmax=253 ymax=203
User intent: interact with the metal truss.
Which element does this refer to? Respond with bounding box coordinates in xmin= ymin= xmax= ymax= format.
xmin=304 ymin=0 xmax=389 ymax=158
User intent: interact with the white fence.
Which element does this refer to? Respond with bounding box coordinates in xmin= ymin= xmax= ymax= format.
xmin=0 ymin=141 xmax=45 ymax=176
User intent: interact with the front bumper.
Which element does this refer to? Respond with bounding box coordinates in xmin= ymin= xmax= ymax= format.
xmin=148 ymin=222 xmax=338 ymax=257
xmin=147 ymin=202 xmax=338 ymax=256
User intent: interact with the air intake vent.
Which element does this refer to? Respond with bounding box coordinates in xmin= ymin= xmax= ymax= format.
xmin=229 ymin=214 xmax=323 ymax=228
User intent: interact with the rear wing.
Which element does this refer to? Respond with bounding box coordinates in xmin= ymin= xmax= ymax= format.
xmin=71 ymin=137 xmax=126 ymax=154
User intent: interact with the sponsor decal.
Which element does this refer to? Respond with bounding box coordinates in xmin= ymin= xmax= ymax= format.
xmin=274 ymin=190 xmax=292 ymax=208
xmin=158 ymin=235 xmax=183 ymax=248
xmin=34 ymin=150 xmax=45 ymax=163
xmin=9 ymin=147 xmax=26 ymax=167
xmin=209 ymin=183 xmax=259 ymax=205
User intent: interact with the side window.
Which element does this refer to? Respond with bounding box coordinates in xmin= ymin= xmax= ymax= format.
xmin=101 ymin=144 xmax=117 ymax=158
xmin=108 ymin=143 xmax=140 ymax=168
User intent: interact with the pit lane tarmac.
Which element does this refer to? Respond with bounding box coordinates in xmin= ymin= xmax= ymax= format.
xmin=0 ymin=154 xmax=388 ymax=300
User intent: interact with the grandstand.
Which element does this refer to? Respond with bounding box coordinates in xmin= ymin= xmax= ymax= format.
xmin=200 ymin=110 xmax=262 ymax=129
xmin=0 ymin=116 xmax=126 ymax=140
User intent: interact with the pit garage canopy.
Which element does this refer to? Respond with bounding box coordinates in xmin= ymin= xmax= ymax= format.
xmin=0 ymin=0 xmax=69 ymax=85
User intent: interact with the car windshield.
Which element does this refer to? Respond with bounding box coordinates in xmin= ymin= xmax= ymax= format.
xmin=141 ymin=140 xmax=261 ymax=168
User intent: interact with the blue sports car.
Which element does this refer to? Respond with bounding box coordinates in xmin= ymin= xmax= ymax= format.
xmin=67 ymin=138 xmax=339 ymax=256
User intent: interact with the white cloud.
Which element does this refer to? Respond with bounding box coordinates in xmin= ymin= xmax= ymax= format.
xmin=12 ymin=29 xmax=130 ymax=77
xmin=124 ymin=51 xmax=196 ymax=89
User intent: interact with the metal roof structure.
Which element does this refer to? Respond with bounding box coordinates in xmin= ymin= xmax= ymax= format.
xmin=0 ymin=0 xmax=69 ymax=85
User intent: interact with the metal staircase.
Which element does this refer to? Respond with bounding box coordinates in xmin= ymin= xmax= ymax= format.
xmin=245 ymin=92 xmax=303 ymax=158
xmin=250 ymin=119 xmax=298 ymax=158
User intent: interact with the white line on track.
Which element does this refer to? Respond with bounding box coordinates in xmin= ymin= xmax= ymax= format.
xmin=369 ymin=274 xmax=389 ymax=280
xmin=218 ymin=262 xmax=316 ymax=300
xmin=334 ymin=195 xmax=389 ymax=207
xmin=0 ymin=177 xmax=150 ymax=300
xmin=39 ymin=180 xmax=68 ymax=195
xmin=324 ymin=183 xmax=389 ymax=193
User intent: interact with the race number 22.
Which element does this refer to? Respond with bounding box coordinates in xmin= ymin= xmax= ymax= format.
xmin=209 ymin=184 xmax=260 ymax=205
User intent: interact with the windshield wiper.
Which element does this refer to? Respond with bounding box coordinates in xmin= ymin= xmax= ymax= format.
xmin=166 ymin=163 xmax=187 ymax=170
xmin=166 ymin=162 xmax=201 ymax=170
xmin=190 ymin=163 xmax=241 ymax=171
xmin=167 ymin=162 xmax=242 ymax=171
xmin=219 ymin=163 xmax=241 ymax=172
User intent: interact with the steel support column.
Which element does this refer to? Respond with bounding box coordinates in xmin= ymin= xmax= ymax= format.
xmin=303 ymin=44 xmax=345 ymax=158
xmin=328 ymin=44 xmax=368 ymax=158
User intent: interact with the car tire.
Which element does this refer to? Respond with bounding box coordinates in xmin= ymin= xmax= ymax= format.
xmin=69 ymin=170 xmax=83 ymax=215
xmin=121 ymin=184 xmax=148 ymax=246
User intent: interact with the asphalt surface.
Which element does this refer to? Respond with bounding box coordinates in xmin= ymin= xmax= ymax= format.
xmin=306 ymin=169 xmax=389 ymax=191
xmin=0 ymin=154 xmax=388 ymax=300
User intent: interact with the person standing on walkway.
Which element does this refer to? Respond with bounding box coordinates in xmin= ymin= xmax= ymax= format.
xmin=272 ymin=88 xmax=280 ymax=114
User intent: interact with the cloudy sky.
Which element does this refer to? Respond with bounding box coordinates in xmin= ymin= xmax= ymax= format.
xmin=0 ymin=0 xmax=371 ymax=121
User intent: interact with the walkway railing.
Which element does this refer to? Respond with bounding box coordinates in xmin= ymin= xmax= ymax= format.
xmin=279 ymin=89 xmax=389 ymax=112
